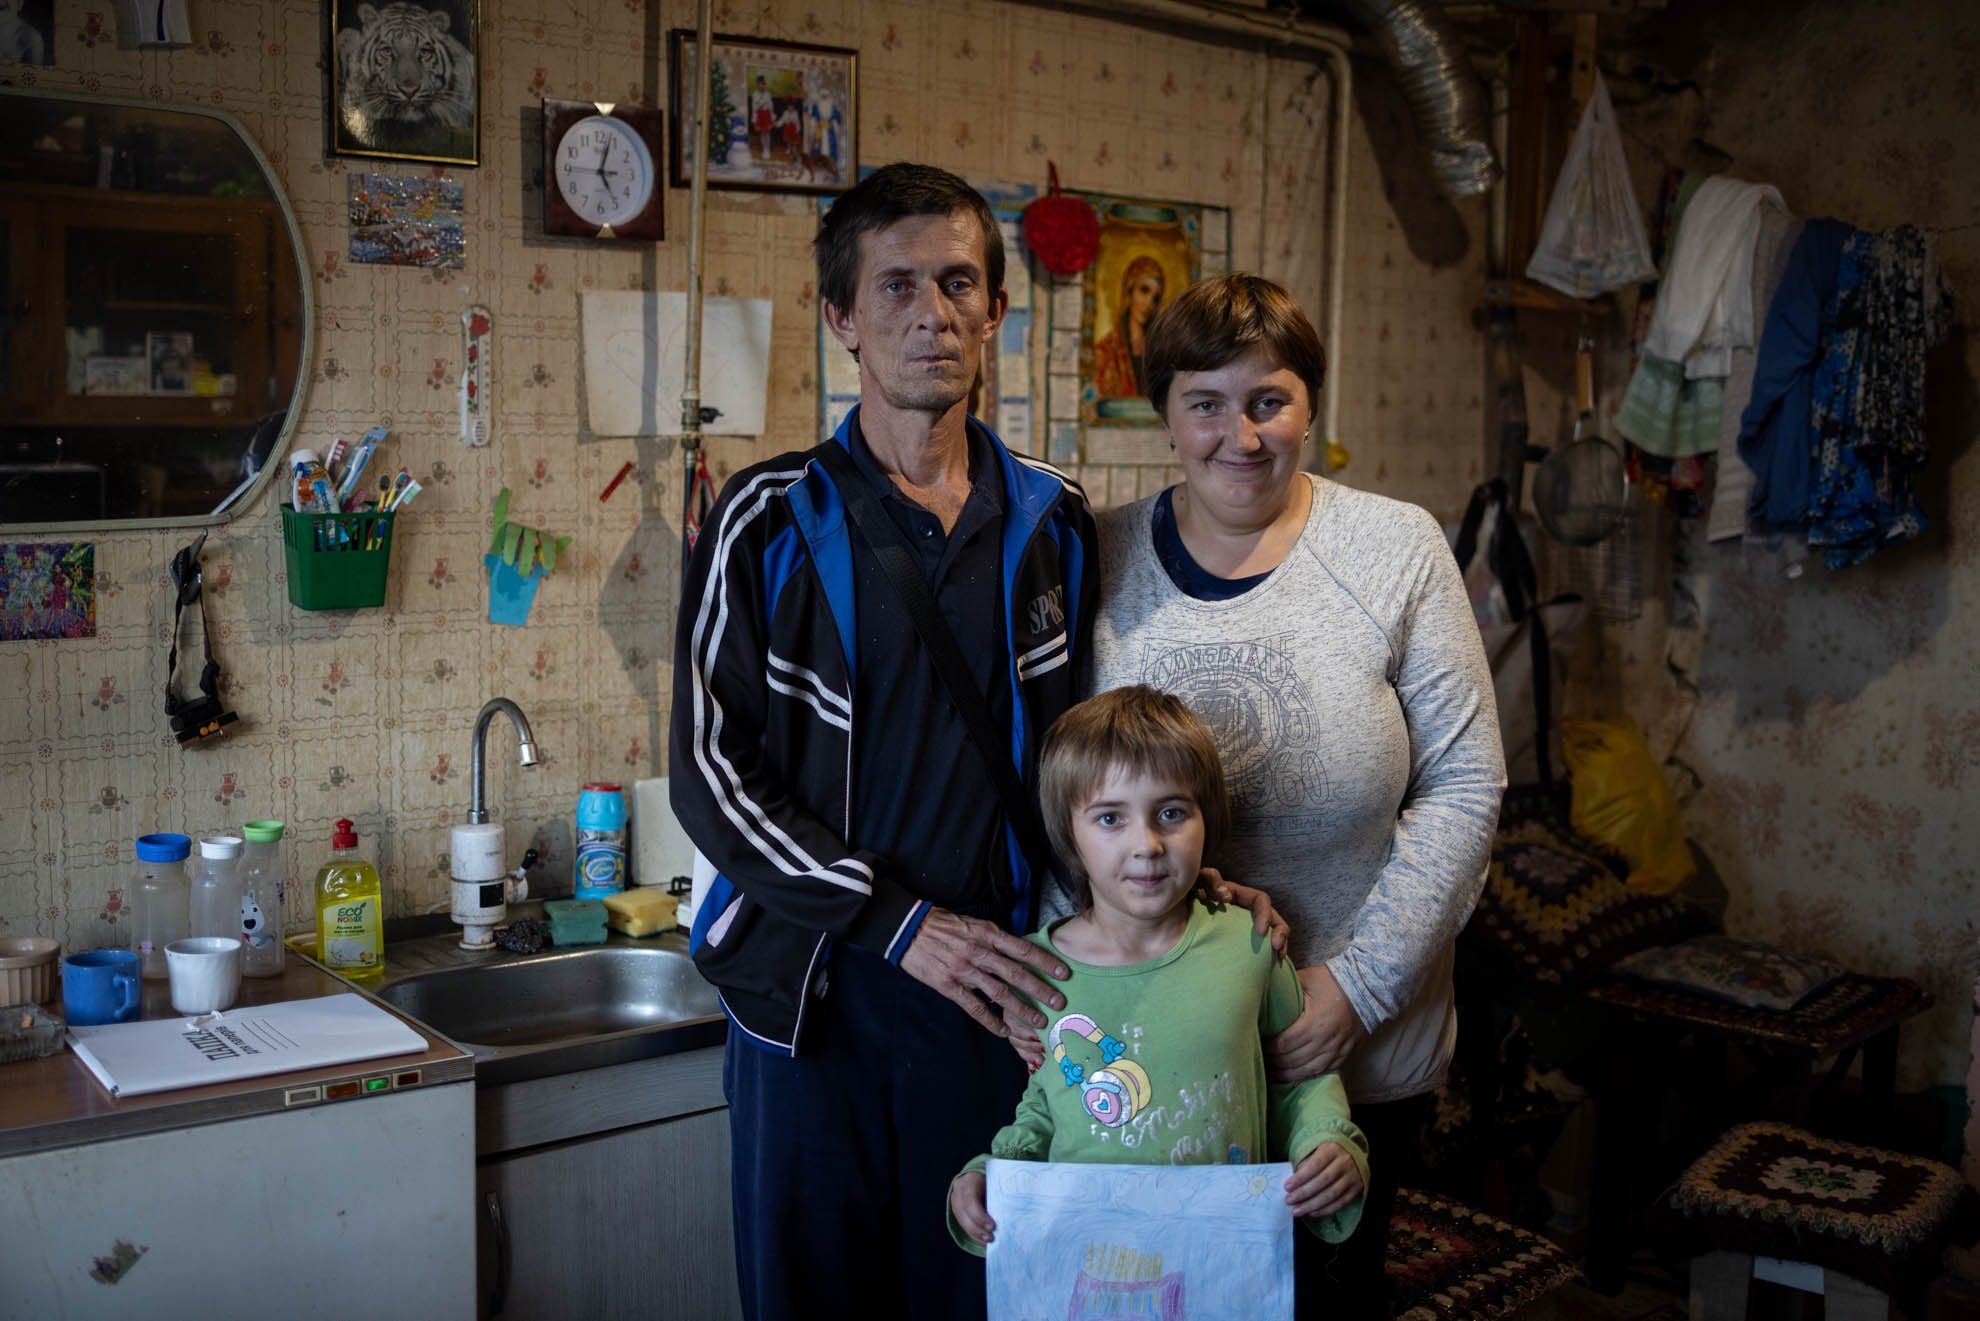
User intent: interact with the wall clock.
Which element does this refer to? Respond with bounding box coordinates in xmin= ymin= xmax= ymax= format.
xmin=542 ymin=98 xmax=664 ymax=241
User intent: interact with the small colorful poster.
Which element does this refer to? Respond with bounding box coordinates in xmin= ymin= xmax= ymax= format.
xmin=0 ymin=543 xmax=96 ymax=641
xmin=348 ymin=173 xmax=466 ymax=269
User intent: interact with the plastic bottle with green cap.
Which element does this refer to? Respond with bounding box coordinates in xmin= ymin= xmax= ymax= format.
xmin=239 ymin=821 xmax=287 ymax=977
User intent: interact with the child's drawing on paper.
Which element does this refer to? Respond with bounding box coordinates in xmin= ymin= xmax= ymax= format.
xmin=983 ymin=1161 xmax=1294 ymax=1321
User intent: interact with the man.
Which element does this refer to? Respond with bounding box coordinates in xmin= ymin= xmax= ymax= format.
xmin=671 ymin=162 xmax=1097 ymax=1321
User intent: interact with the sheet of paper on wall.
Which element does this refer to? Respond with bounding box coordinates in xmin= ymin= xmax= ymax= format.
xmin=984 ymin=1159 xmax=1294 ymax=1321
xmin=581 ymin=293 xmax=772 ymax=437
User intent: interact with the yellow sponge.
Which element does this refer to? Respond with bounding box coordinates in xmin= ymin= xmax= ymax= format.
xmin=601 ymin=887 xmax=678 ymax=937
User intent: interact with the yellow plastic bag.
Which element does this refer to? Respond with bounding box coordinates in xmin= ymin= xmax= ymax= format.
xmin=1562 ymin=717 xmax=1695 ymax=896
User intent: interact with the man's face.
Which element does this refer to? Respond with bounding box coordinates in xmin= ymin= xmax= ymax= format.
xmin=823 ymin=210 xmax=1006 ymax=418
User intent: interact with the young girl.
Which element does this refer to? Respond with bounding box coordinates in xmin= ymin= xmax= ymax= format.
xmin=948 ymin=686 xmax=1367 ymax=1254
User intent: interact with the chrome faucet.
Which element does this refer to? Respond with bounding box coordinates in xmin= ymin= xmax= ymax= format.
xmin=452 ymin=697 xmax=539 ymax=949
xmin=469 ymin=697 xmax=539 ymax=824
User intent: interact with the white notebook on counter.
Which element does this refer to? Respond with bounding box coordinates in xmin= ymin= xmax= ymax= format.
xmin=66 ymin=993 xmax=427 ymax=1098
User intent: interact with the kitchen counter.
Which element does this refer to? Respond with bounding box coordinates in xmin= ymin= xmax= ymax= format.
xmin=0 ymin=955 xmax=471 ymax=1159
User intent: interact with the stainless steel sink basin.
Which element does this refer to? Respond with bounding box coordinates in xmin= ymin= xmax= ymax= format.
xmin=375 ymin=944 xmax=722 ymax=1048
xmin=296 ymin=915 xmax=729 ymax=1085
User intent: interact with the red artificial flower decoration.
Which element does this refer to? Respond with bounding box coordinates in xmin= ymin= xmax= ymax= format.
xmin=1022 ymin=162 xmax=1098 ymax=278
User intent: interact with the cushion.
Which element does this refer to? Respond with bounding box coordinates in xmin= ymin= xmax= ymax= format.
xmin=1613 ymin=934 xmax=1843 ymax=1011
xmin=1665 ymin=1122 xmax=1966 ymax=1297
xmin=1386 ymin=1188 xmax=1581 ymax=1320
xmin=1466 ymin=796 xmax=1711 ymax=988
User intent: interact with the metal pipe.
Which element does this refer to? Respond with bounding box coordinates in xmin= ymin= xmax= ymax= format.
xmin=1008 ymin=0 xmax=1350 ymax=60
xmin=680 ymin=0 xmax=715 ymax=579
xmin=1321 ymin=42 xmax=1351 ymax=450
xmin=469 ymin=698 xmax=539 ymax=826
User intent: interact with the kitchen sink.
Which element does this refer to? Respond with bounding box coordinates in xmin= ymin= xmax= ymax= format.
xmin=375 ymin=944 xmax=722 ymax=1048
xmin=295 ymin=916 xmax=729 ymax=1085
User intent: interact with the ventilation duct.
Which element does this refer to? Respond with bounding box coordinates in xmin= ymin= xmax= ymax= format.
xmin=1329 ymin=0 xmax=1500 ymax=198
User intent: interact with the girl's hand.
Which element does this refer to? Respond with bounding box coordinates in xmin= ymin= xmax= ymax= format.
xmin=1195 ymin=869 xmax=1290 ymax=957
xmin=950 ymin=1171 xmax=996 ymax=1246
xmin=1263 ymin=965 xmax=1369 ymax=1083
xmin=1285 ymin=1141 xmax=1363 ymax=1218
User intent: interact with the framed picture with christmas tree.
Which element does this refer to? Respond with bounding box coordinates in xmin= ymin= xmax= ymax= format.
xmin=669 ymin=32 xmax=856 ymax=196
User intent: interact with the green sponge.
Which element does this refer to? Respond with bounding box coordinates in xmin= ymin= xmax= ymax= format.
xmin=543 ymin=898 xmax=609 ymax=946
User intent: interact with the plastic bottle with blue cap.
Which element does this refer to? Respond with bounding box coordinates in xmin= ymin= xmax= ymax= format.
xmin=132 ymin=833 xmax=192 ymax=980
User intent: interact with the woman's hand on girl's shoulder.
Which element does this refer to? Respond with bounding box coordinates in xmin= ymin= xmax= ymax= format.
xmin=1195 ymin=869 xmax=1290 ymax=957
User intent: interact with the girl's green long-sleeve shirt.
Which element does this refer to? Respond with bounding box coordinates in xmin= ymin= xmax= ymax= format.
xmin=949 ymin=904 xmax=1368 ymax=1254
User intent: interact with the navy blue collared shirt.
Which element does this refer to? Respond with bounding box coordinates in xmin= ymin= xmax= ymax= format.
xmin=845 ymin=417 xmax=1014 ymax=920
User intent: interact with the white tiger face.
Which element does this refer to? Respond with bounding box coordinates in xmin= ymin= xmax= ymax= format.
xmin=340 ymin=2 xmax=474 ymax=131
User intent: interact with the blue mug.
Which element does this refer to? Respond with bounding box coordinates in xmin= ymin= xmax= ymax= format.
xmin=62 ymin=949 xmax=141 ymax=1026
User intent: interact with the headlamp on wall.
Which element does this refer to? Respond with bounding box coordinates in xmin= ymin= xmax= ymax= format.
xmin=164 ymin=531 xmax=238 ymax=746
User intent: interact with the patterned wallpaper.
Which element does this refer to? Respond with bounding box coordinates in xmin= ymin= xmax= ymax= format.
xmin=0 ymin=4 xmax=1493 ymax=952
xmin=1592 ymin=0 xmax=1980 ymax=1096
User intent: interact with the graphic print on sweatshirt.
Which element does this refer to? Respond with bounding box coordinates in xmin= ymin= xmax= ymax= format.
xmin=1047 ymin=1012 xmax=1247 ymax=1164
xmin=1137 ymin=634 xmax=1331 ymax=829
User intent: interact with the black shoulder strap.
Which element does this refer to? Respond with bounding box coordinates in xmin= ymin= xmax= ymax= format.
xmin=1453 ymin=479 xmax=1557 ymax=785
xmin=810 ymin=440 xmax=1071 ymax=913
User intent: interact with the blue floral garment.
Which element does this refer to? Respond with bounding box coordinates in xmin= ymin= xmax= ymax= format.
xmin=1806 ymin=227 xmax=1951 ymax=568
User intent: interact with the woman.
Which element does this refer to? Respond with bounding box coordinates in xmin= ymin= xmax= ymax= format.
xmin=1082 ymin=274 xmax=1504 ymax=1315
xmin=1092 ymin=255 xmax=1165 ymax=398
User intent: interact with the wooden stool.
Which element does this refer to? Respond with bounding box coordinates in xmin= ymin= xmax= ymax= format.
xmin=1667 ymin=1122 xmax=1964 ymax=1320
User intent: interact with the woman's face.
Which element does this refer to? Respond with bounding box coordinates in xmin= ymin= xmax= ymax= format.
xmin=1164 ymin=344 xmax=1310 ymax=530
xmin=1128 ymin=273 xmax=1163 ymax=326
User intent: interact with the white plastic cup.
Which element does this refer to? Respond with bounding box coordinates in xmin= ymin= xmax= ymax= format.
xmin=165 ymin=936 xmax=242 ymax=1014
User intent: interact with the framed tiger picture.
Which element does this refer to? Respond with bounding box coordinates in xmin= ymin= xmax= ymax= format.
xmin=327 ymin=0 xmax=481 ymax=167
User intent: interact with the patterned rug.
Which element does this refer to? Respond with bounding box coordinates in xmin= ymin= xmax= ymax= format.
xmin=1387 ymin=1188 xmax=1582 ymax=1320
xmin=1664 ymin=1122 xmax=1966 ymax=1298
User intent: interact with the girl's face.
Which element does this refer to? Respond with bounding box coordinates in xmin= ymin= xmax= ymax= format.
xmin=1071 ymin=765 xmax=1204 ymax=929
xmin=1164 ymin=344 xmax=1310 ymax=531
xmin=1128 ymin=274 xmax=1163 ymax=325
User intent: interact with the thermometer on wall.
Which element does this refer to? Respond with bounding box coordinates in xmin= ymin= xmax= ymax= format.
xmin=461 ymin=305 xmax=492 ymax=448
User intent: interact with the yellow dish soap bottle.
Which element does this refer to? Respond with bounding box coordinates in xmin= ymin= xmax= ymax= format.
xmin=315 ymin=818 xmax=384 ymax=981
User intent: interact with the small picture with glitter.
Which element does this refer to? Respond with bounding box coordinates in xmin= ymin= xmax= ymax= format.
xmin=348 ymin=173 xmax=467 ymax=269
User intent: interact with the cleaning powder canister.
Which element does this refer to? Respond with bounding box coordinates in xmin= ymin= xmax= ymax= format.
xmin=574 ymin=784 xmax=628 ymax=900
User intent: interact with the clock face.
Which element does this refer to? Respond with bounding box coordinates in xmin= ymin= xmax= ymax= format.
xmin=553 ymin=115 xmax=655 ymax=229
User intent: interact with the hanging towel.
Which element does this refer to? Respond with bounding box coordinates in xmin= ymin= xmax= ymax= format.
xmin=1738 ymin=218 xmax=1855 ymax=534
xmin=1615 ymin=174 xmax=1720 ymax=459
xmin=1706 ymin=202 xmax=1801 ymax=541
xmin=1642 ymin=177 xmax=1786 ymax=379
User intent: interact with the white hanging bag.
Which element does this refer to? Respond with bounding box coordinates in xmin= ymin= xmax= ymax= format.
xmin=1525 ymin=72 xmax=1657 ymax=299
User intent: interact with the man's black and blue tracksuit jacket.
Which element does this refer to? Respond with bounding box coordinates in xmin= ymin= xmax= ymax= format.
xmin=669 ymin=409 xmax=1097 ymax=1055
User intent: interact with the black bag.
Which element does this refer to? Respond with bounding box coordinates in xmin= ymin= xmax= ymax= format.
xmin=1453 ymin=480 xmax=1585 ymax=787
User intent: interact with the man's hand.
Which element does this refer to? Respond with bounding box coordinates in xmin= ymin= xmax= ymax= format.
xmin=901 ymin=908 xmax=1069 ymax=1036
xmin=1285 ymin=1141 xmax=1363 ymax=1219
xmin=1264 ymin=964 xmax=1369 ymax=1083
xmin=1195 ymin=869 xmax=1290 ymax=957
xmin=950 ymin=1171 xmax=995 ymax=1246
